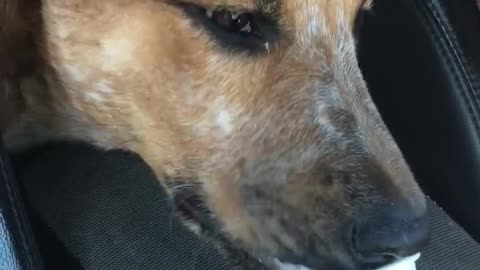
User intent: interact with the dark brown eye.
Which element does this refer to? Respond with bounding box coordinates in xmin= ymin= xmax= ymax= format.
xmin=206 ymin=9 xmax=253 ymax=33
xmin=176 ymin=2 xmax=279 ymax=54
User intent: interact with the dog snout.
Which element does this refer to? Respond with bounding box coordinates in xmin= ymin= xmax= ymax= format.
xmin=351 ymin=199 xmax=430 ymax=267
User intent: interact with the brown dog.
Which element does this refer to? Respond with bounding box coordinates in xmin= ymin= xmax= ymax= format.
xmin=1 ymin=1 xmax=429 ymax=269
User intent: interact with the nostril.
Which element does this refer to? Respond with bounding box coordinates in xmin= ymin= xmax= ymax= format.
xmin=351 ymin=212 xmax=430 ymax=265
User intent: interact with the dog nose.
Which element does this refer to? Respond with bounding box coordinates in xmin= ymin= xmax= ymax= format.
xmin=352 ymin=201 xmax=430 ymax=265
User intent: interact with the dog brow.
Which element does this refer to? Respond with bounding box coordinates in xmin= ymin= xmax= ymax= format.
xmin=170 ymin=0 xmax=279 ymax=14
xmin=173 ymin=0 xmax=256 ymax=9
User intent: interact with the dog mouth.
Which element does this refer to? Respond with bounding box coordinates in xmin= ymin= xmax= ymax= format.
xmin=170 ymin=185 xmax=332 ymax=270
xmin=171 ymin=187 xmax=307 ymax=270
xmin=169 ymin=181 xmax=353 ymax=270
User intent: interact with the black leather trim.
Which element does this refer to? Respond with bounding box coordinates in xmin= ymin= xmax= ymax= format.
xmin=358 ymin=0 xmax=480 ymax=242
xmin=414 ymin=0 xmax=480 ymax=131
xmin=0 ymin=143 xmax=43 ymax=270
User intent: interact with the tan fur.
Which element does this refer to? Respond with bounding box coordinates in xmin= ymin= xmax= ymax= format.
xmin=1 ymin=1 xmax=426 ymax=269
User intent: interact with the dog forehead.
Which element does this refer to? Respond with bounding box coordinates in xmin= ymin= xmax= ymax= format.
xmin=181 ymin=0 xmax=366 ymax=13
xmin=282 ymin=0 xmax=363 ymax=28
xmin=273 ymin=0 xmax=363 ymax=53
xmin=178 ymin=0 xmax=255 ymax=8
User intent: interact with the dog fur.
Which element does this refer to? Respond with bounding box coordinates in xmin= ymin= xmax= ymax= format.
xmin=1 ymin=1 xmax=426 ymax=269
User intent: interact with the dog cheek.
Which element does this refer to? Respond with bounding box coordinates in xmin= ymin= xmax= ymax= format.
xmin=201 ymin=172 xmax=264 ymax=248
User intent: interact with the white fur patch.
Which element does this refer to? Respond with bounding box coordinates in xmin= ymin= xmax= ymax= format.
xmin=55 ymin=23 xmax=72 ymax=39
xmin=85 ymin=91 xmax=105 ymax=102
xmin=295 ymin=1 xmax=328 ymax=48
xmin=304 ymin=5 xmax=325 ymax=39
xmin=101 ymin=37 xmax=134 ymax=71
xmin=216 ymin=110 xmax=233 ymax=134
xmin=314 ymin=103 xmax=342 ymax=137
xmin=63 ymin=64 xmax=88 ymax=83
xmin=95 ymin=80 xmax=114 ymax=93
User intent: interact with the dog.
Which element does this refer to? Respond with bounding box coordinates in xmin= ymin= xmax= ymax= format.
xmin=1 ymin=1 xmax=429 ymax=269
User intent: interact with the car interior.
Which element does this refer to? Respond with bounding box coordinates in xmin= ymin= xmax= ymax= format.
xmin=1 ymin=0 xmax=480 ymax=269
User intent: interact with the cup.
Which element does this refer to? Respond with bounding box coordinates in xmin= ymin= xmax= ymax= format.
xmin=375 ymin=253 xmax=421 ymax=270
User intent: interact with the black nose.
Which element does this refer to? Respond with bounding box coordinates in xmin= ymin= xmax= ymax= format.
xmin=352 ymin=201 xmax=430 ymax=265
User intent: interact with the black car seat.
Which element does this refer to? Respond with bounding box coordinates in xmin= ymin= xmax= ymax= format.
xmin=358 ymin=0 xmax=480 ymax=242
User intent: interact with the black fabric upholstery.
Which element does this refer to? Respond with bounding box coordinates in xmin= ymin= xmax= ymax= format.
xmin=417 ymin=200 xmax=480 ymax=269
xmin=0 ymin=144 xmax=42 ymax=270
xmin=12 ymin=142 xmax=233 ymax=270
xmin=358 ymin=0 xmax=480 ymax=242
xmin=8 ymin=142 xmax=480 ymax=270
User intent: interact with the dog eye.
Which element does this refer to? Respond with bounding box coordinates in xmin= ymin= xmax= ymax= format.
xmin=206 ymin=9 xmax=253 ymax=34
xmin=176 ymin=3 xmax=279 ymax=54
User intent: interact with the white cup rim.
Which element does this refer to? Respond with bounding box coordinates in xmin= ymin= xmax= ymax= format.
xmin=375 ymin=253 xmax=421 ymax=270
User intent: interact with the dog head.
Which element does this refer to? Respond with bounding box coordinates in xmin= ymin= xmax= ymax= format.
xmin=10 ymin=0 xmax=429 ymax=269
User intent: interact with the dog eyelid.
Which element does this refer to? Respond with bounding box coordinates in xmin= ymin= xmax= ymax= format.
xmin=206 ymin=8 xmax=255 ymax=34
xmin=175 ymin=2 xmax=280 ymax=55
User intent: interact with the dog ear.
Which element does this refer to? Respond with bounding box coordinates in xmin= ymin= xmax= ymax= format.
xmin=0 ymin=0 xmax=38 ymax=132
